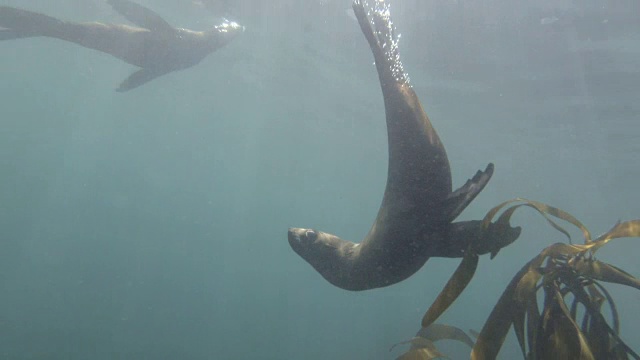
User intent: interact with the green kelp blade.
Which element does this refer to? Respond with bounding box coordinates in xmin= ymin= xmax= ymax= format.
xmin=513 ymin=243 xmax=581 ymax=304
xmin=395 ymin=338 xmax=450 ymax=360
xmin=514 ymin=266 xmax=542 ymax=303
xmin=514 ymin=242 xmax=582 ymax=305
xmin=521 ymin=198 xmax=591 ymax=243
xmin=590 ymin=281 xmax=620 ymax=335
xmin=471 ymin=256 xmax=541 ymax=360
xmin=540 ymin=242 xmax=585 ymax=260
xmin=396 ymin=348 xmax=449 ymax=360
xmin=421 ymin=248 xmax=478 ymax=328
xmin=471 ymin=287 xmax=521 ymax=359
xmin=570 ymin=293 xmax=580 ymax=323
xmin=568 ymin=281 xmax=640 ymax=360
xmin=415 ymin=324 xmax=475 ymax=348
xmin=584 ymin=285 xmax=610 ymax=360
xmin=391 ymin=324 xmax=474 ymax=353
xmin=496 ymin=203 xmax=572 ymax=243
xmin=586 ymin=285 xmax=605 ymax=311
xmin=588 ymin=281 xmax=640 ymax=359
xmin=481 ymin=198 xmax=592 ymax=243
xmin=481 ymin=198 xmax=525 ymax=229
xmin=525 ymin=291 xmax=541 ymax=359
xmin=512 ymin=264 xmax=543 ymax=359
xmin=613 ymin=344 xmax=632 ymax=360
xmin=567 ymin=281 xmax=608 ymax=358
xmin=586 ymin=312 xmax=611 ymax=359
xmin=390 ymin=337 xmax=431 ymax=352
xmin=512 ymin=302 xmax=528 ymax=359
xmin=536 ymin=286 xmax=595 ymax=360
xmin=574 ymin=258 xmax=640 ymax=291
xmin=590 ymin=220 xmax=640 ymax=252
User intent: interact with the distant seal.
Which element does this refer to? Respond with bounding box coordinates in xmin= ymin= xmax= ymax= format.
xmin=288 ymin=0 xmax=521 ymax=291
xmin=0 ymin=0 xmax=243 ymax=91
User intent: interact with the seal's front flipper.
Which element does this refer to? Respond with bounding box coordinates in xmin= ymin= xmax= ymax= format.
xmin=116 ymin=68 xmax=166 ymax=92
xmin=443 ymin=163 xmax=494 ymax=223
xmin=107 ymin=0 xmax=174 ymax=33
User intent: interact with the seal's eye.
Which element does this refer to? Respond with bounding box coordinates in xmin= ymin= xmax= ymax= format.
xmin=305 ymin=230 xmax=318 ymax=242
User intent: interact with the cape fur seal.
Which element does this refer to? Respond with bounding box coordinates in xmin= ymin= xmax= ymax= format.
xmin=0 ymin=0 xmax=243 ymax=91
xmin=288 ymin=0 xmax=521 ymax=291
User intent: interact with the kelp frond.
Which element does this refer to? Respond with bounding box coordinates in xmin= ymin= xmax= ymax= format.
xmin=471 ymin=198 xmax=640 ymax=360
xmin=401 ymin=198 xmax=639 ymax=360
xmin=392 ymin=324 xmax=474 ymax=360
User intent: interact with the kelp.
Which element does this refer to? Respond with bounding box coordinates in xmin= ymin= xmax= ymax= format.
xmin=399 ymin=198 xmax=640 ymax=360
xmin=471 ymin=198 xmax=640 ymax=360
xmin=421 ymin=248 xmax=478 ymax=329
xmin=392 ymin=324 xmax=475 ymax=360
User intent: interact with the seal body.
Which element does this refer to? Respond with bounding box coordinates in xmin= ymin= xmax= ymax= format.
xmin=288 ymin=0 xmax=520 ymax=291
xmin=0 ymin=0 xmax=243 ymax=91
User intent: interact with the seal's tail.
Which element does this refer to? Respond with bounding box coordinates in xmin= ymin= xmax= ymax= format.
xmin=0 ymin=6 xmax=66 ymax=40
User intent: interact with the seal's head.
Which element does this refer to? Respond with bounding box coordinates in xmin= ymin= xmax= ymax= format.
xmin=206 ymin=19 xmax=244 ymax=49
xmin=288 ymin=228 xmax=359 ymax=283
xmin=288 ymin=228 xmax=336 ymax=261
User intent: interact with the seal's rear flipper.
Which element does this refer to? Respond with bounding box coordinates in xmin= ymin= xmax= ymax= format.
xmin=107 ymin=0 xmax=174 ymax=33
xmin=0 ymin=6 xmax=65 ymax=38
xmin=351 ymin=0 xmax=408 ymax=85
xmin=0 ymin=29 xmax=31 ymax=40
xmin=352 ymin=1 xmax=383 ymax=61
xmin=443 ymin=163 xmax=494 ymax=223
xmin=116 ymin=68 xmax=166 ymax=92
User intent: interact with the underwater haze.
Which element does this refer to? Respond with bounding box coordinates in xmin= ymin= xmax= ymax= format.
xmin=1 ymin=0 xmax=639 ymax=359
